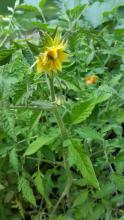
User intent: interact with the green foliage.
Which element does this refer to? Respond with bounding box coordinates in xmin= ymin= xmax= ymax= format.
xmin=33 ymin=170 xmax=51 ymax=207
xmin=24 ymin=129 xmax=59 ymax=155
xmin=18 ymin=176 xmax=36 ymax=206
xmin=64 ymin=99 xmax=96 ymax=125
xmin=67 ymin=139 xmax=99 ymax=189
xmin=1 ymin=0 xmax=124 ymax=219
xmin=9 ymin=148 xmax=19 ymax=174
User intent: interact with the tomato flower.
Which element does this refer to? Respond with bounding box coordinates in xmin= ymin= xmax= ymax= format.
xmin=36 ymin=33 xmax=68 ymax=75
xmin=84 ymin=75 xmax=98 ymax=85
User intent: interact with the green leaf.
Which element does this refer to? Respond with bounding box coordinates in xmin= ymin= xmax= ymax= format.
xmin=33 ymin=171 xmax=51 ymax=207
xmin=76 ymin=126 xmax=103 ymax=140
xmin=39 ymin=0 xmax=46 ymax=8
xmin=34 ymin=171 xmax=45 ymax=196
xmin=67 ymin=139 xmax=99 ymax=189
xmin=2 ymin=109 xmax=16 ymax=140
xmin=18 ymin=176 xmax=36 ymax=206
xmin=67 ymin=4 xmax=86 ymax=21
xmin=0 ymin=48 xmax=15 ymax=62
xmin=31 ymin=22 xmax=48 ymax=31
xmin=60 ymin=71 xmax=80 ymax=92
xmin=109 ymin=74 xmax=122 ymax=87
xmin=64 ymin=99 xmax=96 ymax=125
xmin=26 ymin=41 xmax=39 ymax=54
xmin=0 ymin=184 xmax=5 ymax=191
xmin=72 ymin=190 xmax=88 ymax=208
xmin=116 ymin=109 xmax=124 ymax=123
xmin=111 ymin=173 xmax=124 ymax=193
xmin=95 ymin=182 xmax=116 ymax=199
xmin=9 ymin=148 xmax=19 ymax=174
xmin=94 ymin=85 xmax=114 ymax=104
xmin=115 ymin=151 xmax=124 ymax=162
xmin=24 ymin=130 xmax=59 ymax=156
xmin=22 ymin=47 xmax=35 ymax=65
xmin=18 ymin=4 xmax=39 ymax=13
xmin=0 ymin=144 xmax=12 ymax=156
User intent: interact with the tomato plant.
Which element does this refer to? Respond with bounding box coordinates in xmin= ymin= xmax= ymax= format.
xmin=1 ymin=0 xmax=124 ymax=219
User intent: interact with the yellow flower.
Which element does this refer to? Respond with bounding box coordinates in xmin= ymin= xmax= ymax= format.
xmin=36 ymin=33 xmax=68 ymax=75
xmin=84 ymin=75 xmax=98 ymax=85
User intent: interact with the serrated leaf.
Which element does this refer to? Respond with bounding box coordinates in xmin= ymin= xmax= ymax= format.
xmin=67 ymin=139 xmax=99 ymax=189
xmin=76 ymin=126 xmax=103 ymax=140
xmin=65 ymin=99 xmax=96 ymax=125
xmin=34 ymin=171 xmax=45 ymax=197
xmin=24 ymin=130 xmax=59 ymax=156
xmin=34 ymin=171 xmax=51 ymax=207
xmin=18 ymin=176 xmax=36 ymax=206
xmin=9 ymin=148 xmax=19 ymax=174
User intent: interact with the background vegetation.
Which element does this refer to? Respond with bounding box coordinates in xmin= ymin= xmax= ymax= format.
xmin=1 ymin=0 xmax=124 ymax=219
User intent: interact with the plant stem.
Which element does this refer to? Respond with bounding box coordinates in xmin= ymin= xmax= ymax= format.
xmin=48 ymin=75 xmax=67 ymax=138
xmin=0 ymin=103 xmax=55 ymax=112
xmin=50 ymin=176 xmax=72 ymax=218
xmin=48 ymin=75 xmax=72 ymax=218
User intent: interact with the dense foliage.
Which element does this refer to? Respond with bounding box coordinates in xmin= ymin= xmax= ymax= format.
xmin=1 ymin=0 xmax=124 ymax=219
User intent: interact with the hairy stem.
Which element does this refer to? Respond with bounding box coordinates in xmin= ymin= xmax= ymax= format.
xmin=48 ymin=75 xmax=72 ymax=218
xmin=48 ymin=75 xmax=67 ymax=138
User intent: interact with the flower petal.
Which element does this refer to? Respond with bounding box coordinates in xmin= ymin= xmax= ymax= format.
xmin=36 ymin=56 xmax=43 ymax=73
